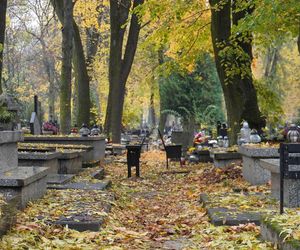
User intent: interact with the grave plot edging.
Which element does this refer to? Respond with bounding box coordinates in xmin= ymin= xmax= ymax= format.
xmin=261 ymin=217 xmax=300 ymax=250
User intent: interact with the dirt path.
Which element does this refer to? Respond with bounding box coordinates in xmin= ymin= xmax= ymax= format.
xmin=100 ymin=150 xmax=273 ymax=249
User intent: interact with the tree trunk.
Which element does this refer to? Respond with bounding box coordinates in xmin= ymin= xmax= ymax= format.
xmin=149 ymin=89 xmax=156 ymax=128
xmin=0 ymin=0 xmax=7 ymax=94
xmin=60 ymin=0 xmax=73 ymax=134
xmin=210 ymin=0 xmax=264 ymax=144
xmin=105 ymin=0 xmax=125 ymax=141
xmin=157 ymin=49 xmax=165 ymax=135
xmin=40 ymin=40 xmax=56 ymax=120
xmin=210 ymin=0 xmax=242 ymax=144
xmin=105 ymin=0 xmax=144 ymax=143
xmin=73 ymin=22 xmax=90 ymax=126
xmin=297 ymin=32 xmax=300 ymax=54
xmin=232 ymin=1 xmax=265 ymax=133
xmin=51 ymin=0 xmax=90 ymax=127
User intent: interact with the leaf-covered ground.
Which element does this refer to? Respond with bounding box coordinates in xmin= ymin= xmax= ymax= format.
xmin=0 ymin=150 xmax=277 ymax=249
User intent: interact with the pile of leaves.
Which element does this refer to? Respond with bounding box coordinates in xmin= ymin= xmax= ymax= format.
xmin=201 ymin=164 xmax=243 ymax=184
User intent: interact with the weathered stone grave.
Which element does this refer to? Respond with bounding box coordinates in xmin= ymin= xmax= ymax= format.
xmin=238 ymin=145 xmax=279 ymax=185
xmin=24 ymin=136 xmax=105 ymax=165
xmin=0 ymin=131 xmax=49 ymax=208
xmin=57 ymin=150 xmax=83 ymax=174
xmin=195 ymin=149 xmax=212 ymax=163
xmin=50 ymin=191 xmax=114 ymax=232
xmin=18 ymin=150 xmax=85 ymax=186
xmin=209 ymin=150 xmax=241 ymax=168
xmin=200 ymin=193 xmax=262 ymax=226
xmin=18 ymin=151 xmax=61 ymax=173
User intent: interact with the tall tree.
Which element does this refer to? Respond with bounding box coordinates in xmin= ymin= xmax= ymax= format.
xmin=104 ymin=0 xmax=144 ymax=143
xmin=0 ymin=0 xmax=7 ymax=94
xmin=209 ymin=0 xmax=265 ymax=144
xmin=51 ymin=0 xmax=91 ymax=127
xmin=59 ymin=0 xmax=73 ymax=134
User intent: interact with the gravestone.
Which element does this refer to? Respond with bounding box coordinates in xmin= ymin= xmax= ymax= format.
xmin=209 ymin=150 xmax=241 ymax=168
xmin=18 ymin=151 xmax=61 ymax=173
xmin=238 ymin=145 xmax=279 ymax=185
xmin=199 ymin=193 xmax=262 ymax=226
xmin=30 ymin=95 xmax=41 ymax=135
xmin=0 ymin=131 xmax=49 ymax=208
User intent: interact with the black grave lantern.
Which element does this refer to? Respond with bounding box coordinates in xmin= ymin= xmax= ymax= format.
xmin=126 ymin=145 xmax=142 ymax=178
xmin=79 ymin=124 xmax=90 ymax=137
xmin=287 ymin=125 xmax=300 ymax=143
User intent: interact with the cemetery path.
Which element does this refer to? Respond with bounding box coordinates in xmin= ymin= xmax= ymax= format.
xmin=0 ymin=150 xmax=274 ymax=249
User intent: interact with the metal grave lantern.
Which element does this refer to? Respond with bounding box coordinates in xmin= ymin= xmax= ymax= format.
xmin=126 ymin=136 xmax=147 ymax=178
xmin=126 ymin=145 xmax=141 ymax=178
xmin=158 ymin=129 xmax=182 ymax=168
xmin=79 ymin=124 xmax=90 ymax=137
xmin=223 ymin=136 xmax=229 ymax=148
xmin=217 ymin=136 xmax=224 ymax=147
xmin=250 ymin=129 xmax=261 ymax=144
xmin=90 ymin=125 xmax=101 ymax=136
xmin=287 ymin=124 xmax=300 ymax=143
xmin=279 ymin=143 xmax=300 ymax=213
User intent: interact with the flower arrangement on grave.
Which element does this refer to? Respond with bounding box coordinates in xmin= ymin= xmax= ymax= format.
xmin=42 ymin=121 xmax=58 ymax=134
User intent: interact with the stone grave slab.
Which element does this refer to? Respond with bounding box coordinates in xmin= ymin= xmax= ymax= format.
xmin=238 ymin=145 xmax=279 ymax=185
xmin=209 ymin=150 xmax=241 ymax=168
xmin=196 ymin=150 xmax=212 ymax=163
xmin=43 ymin=192 xmax=114 ymax=232
xmin=199 ymin=193 xmax=276 ymax=226
xmin=0 ymin=131 xmax=49 ymax=208
xmin=260 ymin=158 xmax=300 ymax=207
xmin=206 ymin=207 xmax=261 ymax=226
xmin=90 ymin=168 xmax=105 ymax=180
xmin=24 ymin=136 xmax=105 ymax=163
xmin=58 ymin=150 xmax=83 ymax=174
xmin=0 ymin=166 xmax=49 ymax=208
xmin=46 ymin=174 xmax=74 ymax=185
xmin=54 ymin=216 xmax=104 ymax=232
xmin=47 ymin=180 xmax=111 ymax=190
xmin=18 ymin=151 xmax=61 ymax=174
